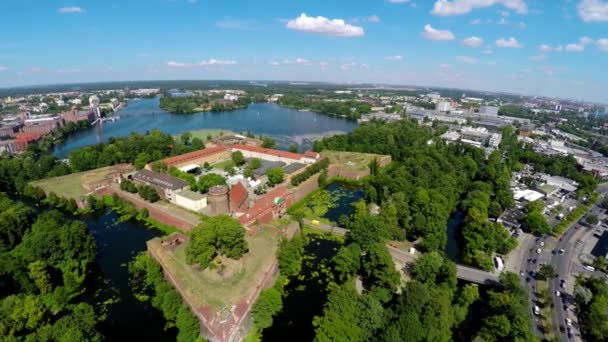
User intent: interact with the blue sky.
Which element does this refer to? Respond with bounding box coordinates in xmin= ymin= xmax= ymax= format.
xmin=0 ymin=0 xmax=607 ymax=102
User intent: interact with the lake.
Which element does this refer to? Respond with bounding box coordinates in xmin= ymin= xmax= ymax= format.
xmin=85 ymin=211 xmax=176 ymax=341
xmin=323 ymin=182 xmax=365 ymax=224
xmin=54 ymin=98 xmax=358 ymax=157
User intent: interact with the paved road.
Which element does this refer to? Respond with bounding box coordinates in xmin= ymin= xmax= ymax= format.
xmin=548 ymin=187 xmax=608 ymax=341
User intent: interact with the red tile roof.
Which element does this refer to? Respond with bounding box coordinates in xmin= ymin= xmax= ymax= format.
xmin=304 ymin=150 xmax=319 ymax=159
xmin=232 ymin=144 xmax=304 ymax=161
xmin=15 ymin=131 xmax=46 ymax=142
xmin=229 ymin=182 xmax=248 ymax=211
xmin=239 ymin=186 xmax=289 ymax=225
xmin=162 ymin=145 xmax=228 ymax=167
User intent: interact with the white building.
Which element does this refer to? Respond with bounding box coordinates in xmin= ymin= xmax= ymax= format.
xmin=436 ymin=101 xmax=451 ymax=113
xmin=174 ymin=190 xmax=207 ymax=212
xmin=224 ymin=94 xmax=239 ymax=101
xmin=89 ymin=95 xmax=101 ymax=118
xmin=479 ymin=106 xmax=499 ymax=116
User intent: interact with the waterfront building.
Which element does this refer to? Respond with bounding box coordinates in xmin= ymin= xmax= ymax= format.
xmin=131 ymin=169 xmax=189 ymax=201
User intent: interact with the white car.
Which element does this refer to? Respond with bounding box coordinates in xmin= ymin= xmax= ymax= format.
xmin=555 ymin=290 xmax=561 ymax=297
xmin=566 ymin=318 xmax=572 ymax=326
xmin=540 ymin=241 xmax=545 ymax=247
xmin=533 ymin=305 xmax=540 ymax=315
xmin=536 ymin=248 xmax=542 ymax=254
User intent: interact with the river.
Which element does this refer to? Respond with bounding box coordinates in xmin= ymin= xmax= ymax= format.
xmin=86 ymin=211 xmax=177 ymax=341
xmin=54 ymin=98 xmax=357 ymax=158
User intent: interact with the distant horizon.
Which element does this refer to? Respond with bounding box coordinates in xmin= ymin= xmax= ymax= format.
xmin=1 ymin=1 xmax=607 ymax=103
xmin=0 ymin=78 xmax=605 ymax=106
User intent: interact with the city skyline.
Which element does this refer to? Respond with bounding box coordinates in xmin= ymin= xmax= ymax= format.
xmin=1 ymin=0 xmax=607 ymax=102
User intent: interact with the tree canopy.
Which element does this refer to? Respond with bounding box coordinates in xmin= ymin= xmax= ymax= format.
xmin=186 ymin=215 xmax=249 ymax=269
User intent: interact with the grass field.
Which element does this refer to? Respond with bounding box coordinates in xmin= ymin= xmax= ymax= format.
xmin=174 ymin=129 xmax=237 ymax=142
xmin=149 ymin=228 xmax=280 ymax=310
xmin=31 ymin=165 xmax=134 ymax=199
xmin=320 ymin=150 xmax=389 ymax=171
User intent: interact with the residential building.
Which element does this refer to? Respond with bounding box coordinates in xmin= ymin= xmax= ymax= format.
xmin=174 ymin=190 xmax=207 ymax=212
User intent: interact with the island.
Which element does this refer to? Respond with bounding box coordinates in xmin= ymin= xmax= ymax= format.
xmin=159 ymin=90 xmax=264 ymax=114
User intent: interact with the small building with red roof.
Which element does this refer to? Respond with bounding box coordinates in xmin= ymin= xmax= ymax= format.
xmin=161 ymin=145 xmax=230 ymax=169
xmin=229 ymin=182 xmax=249 ymax=212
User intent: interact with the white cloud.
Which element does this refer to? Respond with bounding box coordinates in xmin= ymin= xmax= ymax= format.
xmin=269 ymin=61 xmax=281 ymax=66
xmin=387 ymin=0 xmax=411 ymax=3
xmin=495 ymin=37 xmax=523 ymax=48
xmin=529 ymin=54 xmax=546 ymax=61
xmin=58 ymin=7 xmax=85 ymax=14
xmin=422 ymin=24 xmax=455 ymax=41
xmin=580 ymin=36 xmax=593 ymax=45
xmin=340 ymin=62 xmax=357 ymax=70
xmin=462 ymin=36 xmax=483 ymax=47
xmin=565 ymin=43 xmax=584 ymax=52
xmin=295 ymin=57 xmax=309 ymax=64
xmin=497 ymin=17 xmax=509 ymax=25
xmin=518 ymin=21 xmax=527 ymax=28
xmin=286 ymin=13 xmax=364 ymax=37
xmin=578 ymin=0 xmax=608 ymax=22
xmin=482 ymin=49 xmax=494 ymax=54
xmin=137 ymin=52 xmax=150 ymax=58
xmin=431 ymin=0 xmax=527 ymax=16
xmin=470 ymin=18 xmax=481 ymax=24
xmin=200 ymin=59 xmax=237 ymax=65
xmin=167 ymin=59 xmax=237 ymax=68
xmin=384 ymin=55 xmax=403 ymax=60
xmin=597 ymin=38 xmax=608 ymax=51
xmin=456 ymin=55 xmax=479 ymax=64
xmin=366 ymin=15 xmax=380 ymax=23
xmin=0 ymin=66 xmax=7 ymax=71
xmin=538 ymin=44 xmax=563 ymax=52
xmin=439 ymin=63 xmax=452 ymax=68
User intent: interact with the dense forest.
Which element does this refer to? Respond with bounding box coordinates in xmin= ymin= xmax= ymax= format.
xmin=0 ymin=194 xmax=101 ymax=341
xmin=159 ymin=95 xmax=253 ymax=114
xmin=278 ymin=94 xmax=372 ymax=120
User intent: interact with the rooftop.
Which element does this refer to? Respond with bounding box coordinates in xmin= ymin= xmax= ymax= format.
xmin=133 ymin=169 xmax=189 ymax=190
xmin=162 ymin=145 xmax=229 ymax=167
xmin=176 ymin=189 xmax=206 ymax=201
xmin=233 ymin=144 xmax=304 ymax=161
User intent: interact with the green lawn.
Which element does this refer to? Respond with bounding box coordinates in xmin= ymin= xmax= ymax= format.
xmin=148 ymin=228 xmax=280 ymax=310
xmin=320 ymin=150 xmax=389 ymax=171
xmin=211 ymin=159 xmax=235 ymax=170
xmin=31 ymin=165 xmax=134 ymax=199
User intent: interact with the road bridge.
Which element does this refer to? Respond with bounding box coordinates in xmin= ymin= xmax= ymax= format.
xmin=303 ymin=219 xmax=500 ymax=285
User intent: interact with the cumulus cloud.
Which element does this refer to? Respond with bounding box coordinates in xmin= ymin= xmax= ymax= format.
xmin=58 ymin=7 xmax=85 ymax=14
xmin=578 ymin=0 xmax=608 ymax=22
xmin=529 ymin=54 xmax=546 ymax=61
xmin=431 ymin=0 xmax=527 ymax=16
xmin=462 ymin=36 xmax=483 ymax=47
xmin=580 ymin=36 xmax=593 ymax=45
xmin=495 ymin=37 xmax=523 ymax=48
xmin=597 ymin=38 xmax=608 ymax=51
xmin=482 ymin=49 xmax=494 ymax=54
xmin=422 ymin=24 xmax=455 ymax=41
xmin=456 ymin=56 xmax=479 ymax=64
xmin=538 ymin=44 xmax=563 ymax=52
xmin=167 ymin=59 xmax=237 ymax=68
xmin=565 ymin=43 xmax=584 ymax=52
xmin=470 ymin=18 xmax=481 ymax=24
xmin=384 ymin=55 xmax=403 ymax=60
xmin=366 ymin=15 xmax=380 ymax=23
xmin=286 ymin=13 xmax=364 ymax=37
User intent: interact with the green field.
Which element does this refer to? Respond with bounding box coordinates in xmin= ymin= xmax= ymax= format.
xmin=320 ymin=150 xmax=390 ymax=171
xmin=148 ymin=228 xmax=280 ymax=309
xmin=174 ymin=129 xmax=237 ymax=142
xmin=31 ymin=165 xmax=134 ymax=199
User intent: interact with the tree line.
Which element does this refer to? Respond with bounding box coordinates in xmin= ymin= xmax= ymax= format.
xmin=278 ymin=94 xmax=372 ymax=120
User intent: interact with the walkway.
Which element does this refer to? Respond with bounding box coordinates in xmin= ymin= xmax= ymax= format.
xmin=304 ymin=219 xmax=499 ymax=285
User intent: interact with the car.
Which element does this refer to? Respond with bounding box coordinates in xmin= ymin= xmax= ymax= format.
xmin=532 ymin=259 xmax=537 ymax=264
xmin=559 ymin=249 xmax=565 ymax=255
xmin=567 ymin=327 xmax=573 ymax=339
xmin=561 ymin=281 xmax=566 ymax=289
xmin=526 ymin=277 xmax=531 ymax=282
xmin=537 ymin=248 xmax=542 ymax=254
xmin=566 ymin=318 xmax=572 ymax=326
xmin=556 ymin=290 xmax=561 ymax=297
xmin=520 ymin=271 xmax=525 ymax=276
xmin=540 ymin=241 xmax=545 ymax=247
xmin=563 ymin=305 xmax=568 ymax=311
xmin=584 ymin=265 xmax=596 ymax=272
xmin=533 ymin=305 xmax=540 ymax=315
